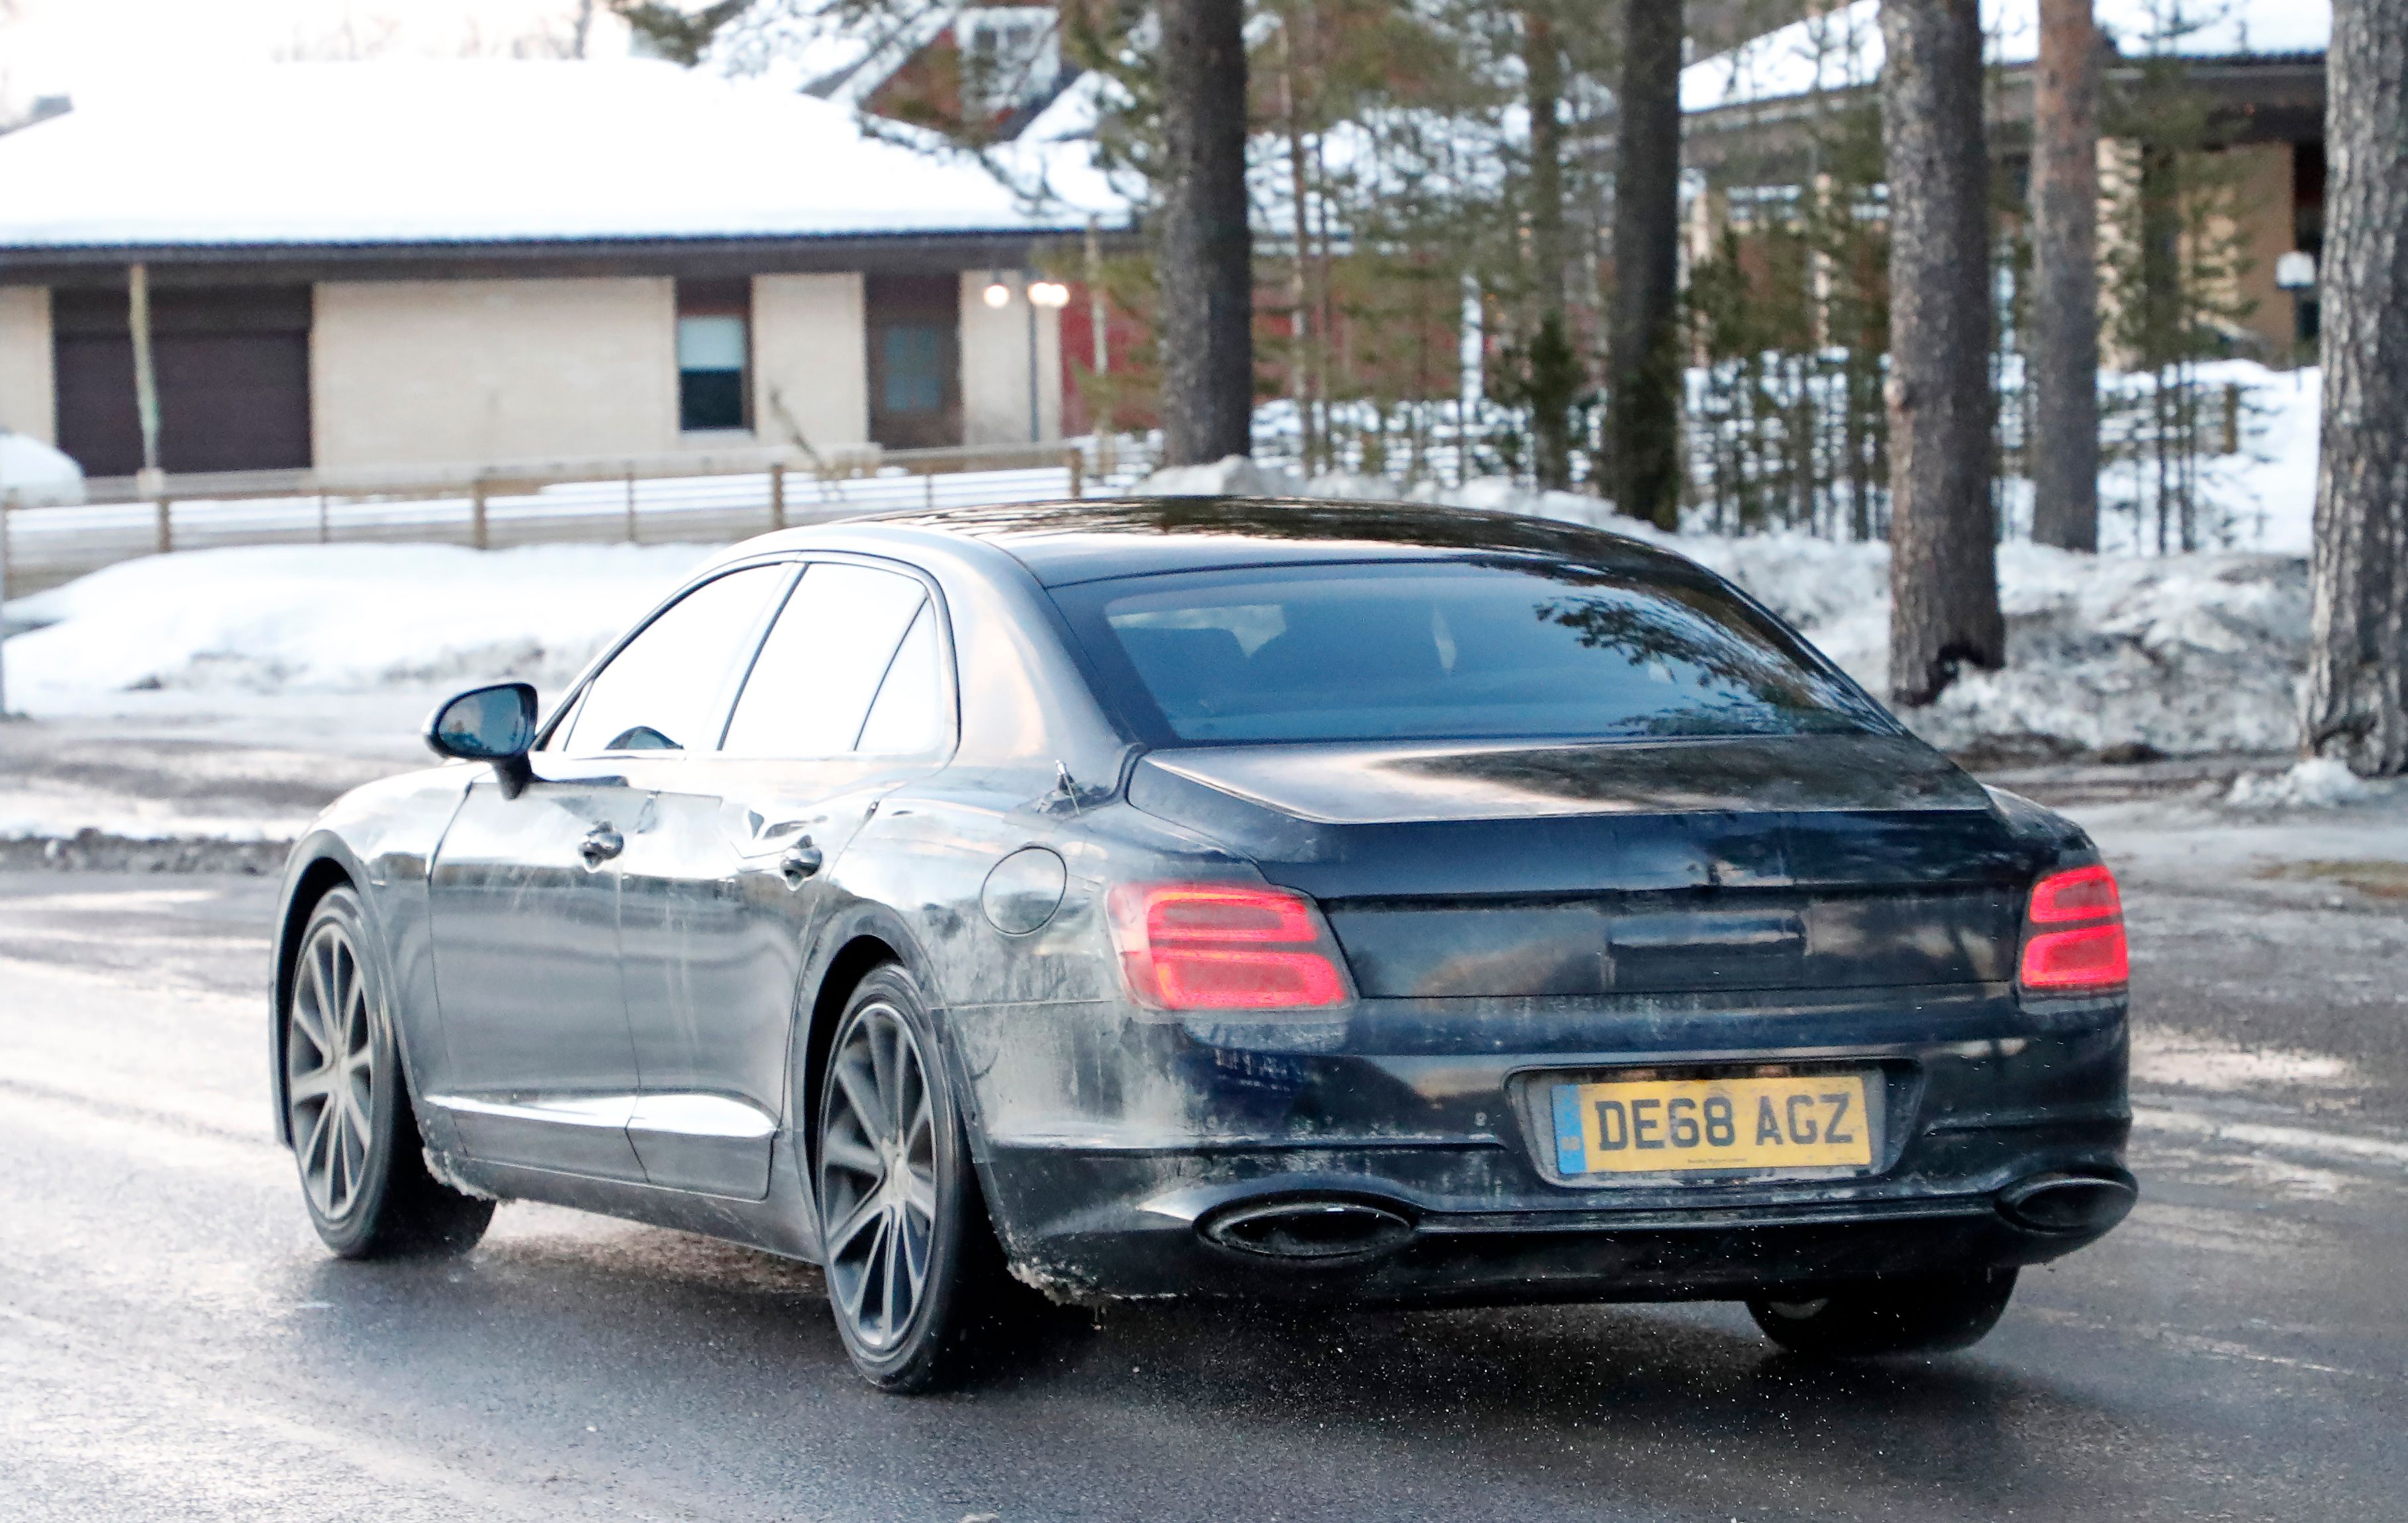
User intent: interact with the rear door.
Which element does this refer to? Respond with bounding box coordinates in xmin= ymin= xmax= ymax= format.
xmin=614 ymin=559 xmax=953 ymax=1197
xmin=424 ymin=561 xmax=792 ymax=1179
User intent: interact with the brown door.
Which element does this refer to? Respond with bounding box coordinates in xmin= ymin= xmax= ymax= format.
xmin=52 ymin=285 xmax=313 ymax=476
xmin=864 ymin=274 xmax=961 ymax=449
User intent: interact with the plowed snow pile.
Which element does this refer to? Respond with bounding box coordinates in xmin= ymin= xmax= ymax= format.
xmin=4 ymin=542 xmax=715 ymax=712
xmin=3 ymin=489 xmax=2309 ymax=759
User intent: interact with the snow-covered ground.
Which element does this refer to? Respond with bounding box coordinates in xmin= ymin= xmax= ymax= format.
xmin=0 ymin=400 xmax=2384 ymax=847
xmin=5 ymin=541 xmax=714 ymax=710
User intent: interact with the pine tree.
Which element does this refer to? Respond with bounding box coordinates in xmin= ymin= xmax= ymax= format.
xmin=2028 ymin=0 xmax=2101 ymax=551
xmin=2303 ymin=0 xmax=2408 ymax=772
xmin=1155 ymin=0 xmax=1255 ymax=464
xmin=1880 ymin=0 xmax=2003 ymax=706
xmin=1609 ymin=0 xmax=1684 ymax=528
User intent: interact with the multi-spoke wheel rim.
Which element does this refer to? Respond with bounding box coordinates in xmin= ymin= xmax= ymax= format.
xmin=818 ymin=1001 xmax=938 ymax=1354
xmin=287 ymin=921 xmax=375 ymax=1221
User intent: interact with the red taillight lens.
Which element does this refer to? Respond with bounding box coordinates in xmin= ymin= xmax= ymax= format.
xmin=2020 ymin=925 xmax=2130 ymax=989
xmin=2019 ymin=865 xmax=2128 ymax=991
xmin=1108 ymin=884 xmax=1351 ymax=1011
xmin=2029 ymin=863 xmax=2122 ymax=923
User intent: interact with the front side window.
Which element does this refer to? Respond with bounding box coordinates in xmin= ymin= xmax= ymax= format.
xmin=1051 ymin=559 xmax=1889 ymax=747
xmin=720 ymin=563 xmax=938 ymax=757
xmin=558 ymin=565 xmax=789 ymax=755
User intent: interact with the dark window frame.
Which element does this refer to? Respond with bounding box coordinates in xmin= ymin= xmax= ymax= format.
xmin=675 ymin=277 xmax=753 ymax=434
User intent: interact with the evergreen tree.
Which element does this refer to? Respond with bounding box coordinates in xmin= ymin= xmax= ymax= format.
xmin=1881 ymin=0 xmax=2004 ymax=706
xmin=2304 ymin=0 xmax=2408 ymax=773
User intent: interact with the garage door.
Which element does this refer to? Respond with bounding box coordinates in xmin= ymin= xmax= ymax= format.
xmin=53 ymin=285 xmax=313 ymax=477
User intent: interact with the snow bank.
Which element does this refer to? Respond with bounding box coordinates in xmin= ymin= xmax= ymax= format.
xmin=0 ymin=431 xmax=83 ymax=505
xmin=1139 ymin=457 xmax=2308 ymax=759
xmin=2226 ymin=758 xmax=2369 ymax=810
xmin=3 ymin=542 xmax=712 ymax=715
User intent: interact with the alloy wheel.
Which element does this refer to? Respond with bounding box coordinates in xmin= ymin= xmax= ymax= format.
xmin=819 ymin=1001 xmax=939 ymax=1352
xmin=287 ymin=920 xmax=376 ymax=1221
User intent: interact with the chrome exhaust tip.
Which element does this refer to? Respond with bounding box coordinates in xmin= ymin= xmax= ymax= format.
xmin=1199 ymin=1198 xmax=1416 ymax=1265
xmin=1998 ymin=1172 xmax=2137 ymax=1234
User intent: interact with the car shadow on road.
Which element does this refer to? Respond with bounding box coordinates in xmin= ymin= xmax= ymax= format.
xmin=291 ymin=1218 xmax=2166 ymax=1520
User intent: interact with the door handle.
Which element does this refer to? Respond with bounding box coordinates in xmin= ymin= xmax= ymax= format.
xmin=579 ymin=826 xmax=624 ymax=868
xmin=779 ymin=839 xmax=824 ymax=889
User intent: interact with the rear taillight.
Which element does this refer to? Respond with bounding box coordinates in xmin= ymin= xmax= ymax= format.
xmin=2029 ymin=863 xmax=2122 ymax=923
xmin=2019 ymin=864 xmax=2129 ymax=992
xmin=1107 ymin=884 xmax=1351 ymax=1011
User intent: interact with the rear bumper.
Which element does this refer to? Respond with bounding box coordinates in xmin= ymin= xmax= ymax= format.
xmin=979 ymin=1138 xmax=2133 ymax=1306
xmin=956 ymin=988 xmax=2132 ymax=1305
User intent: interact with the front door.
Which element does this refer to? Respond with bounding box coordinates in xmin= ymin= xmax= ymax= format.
xmin=424 ymin=560 xmax=795 ymax=1180
xmin=865 ymin=274 xmax=962 ymax=449
xmin=615 ymin=560 xmax=952 ymax=1199
xmin=425 ymin=766 xmax=652 ymax=1178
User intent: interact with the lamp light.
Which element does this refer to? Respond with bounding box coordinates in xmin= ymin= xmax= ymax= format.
xmin=1028 ymin=280 xmax=1072 ymax=309
xmin=983 ymin=280 xmax=1014 ymax=308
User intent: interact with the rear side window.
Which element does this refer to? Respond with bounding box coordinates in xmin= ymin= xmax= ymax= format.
xmin=1051 ymin=559 xmax=1888 ymax=747
xmin=720 ymin=562 xmax=932 ymax=757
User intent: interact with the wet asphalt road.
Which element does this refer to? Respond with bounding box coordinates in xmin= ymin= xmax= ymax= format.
xmin=1 ymin=867 xmax=2403 ymax=1522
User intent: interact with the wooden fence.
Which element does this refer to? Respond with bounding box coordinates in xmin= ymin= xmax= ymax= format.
xmin=0 ymin=436 xmax=1153 ymax=600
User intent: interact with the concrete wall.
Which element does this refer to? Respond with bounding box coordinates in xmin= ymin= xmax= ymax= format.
xmin=958 ymin=273 xmax=1062 ymax=447
xmin=752 ymin=273 xmax=869 ymax=453
xmin=0 ymin=287 xmax=56 ymax=444
xmin=312 ymin=277 xmax=678 ymax=469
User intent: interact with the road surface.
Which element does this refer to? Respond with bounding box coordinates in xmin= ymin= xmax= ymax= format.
xmin=1 ymin=857 xmax=2403 ymax=1522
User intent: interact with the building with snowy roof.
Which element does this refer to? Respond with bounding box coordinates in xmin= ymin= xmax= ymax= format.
xmin=0 ymin=59 xmax=1124 ymax=481
xmin=1680 ymin=0 xmax=2332 ymax=363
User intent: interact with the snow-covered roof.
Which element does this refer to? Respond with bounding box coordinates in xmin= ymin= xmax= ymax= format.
xmin=0 ymin=58 xmax=1120 ymax=252
xmin=1684 ymin=0 xmax=2331 ymax=114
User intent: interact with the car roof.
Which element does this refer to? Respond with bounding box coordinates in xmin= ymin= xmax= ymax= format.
xmin=803 ymin=496 xmax=1702 ymax=588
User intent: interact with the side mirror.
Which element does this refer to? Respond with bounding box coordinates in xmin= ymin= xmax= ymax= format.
xmin=426 ymin=682 xmax=538 ymax=798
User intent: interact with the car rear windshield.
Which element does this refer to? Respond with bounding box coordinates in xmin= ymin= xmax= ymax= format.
xmin=1050 ymin=557 xmax=1890 ymax=747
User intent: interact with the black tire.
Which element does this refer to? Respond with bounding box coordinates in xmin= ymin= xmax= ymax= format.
xmin=284 ymin=886 xmax=494 ymax=1260
xmin=1748 ymin=1268 xmax=2017 ymax=1358
xmin=814 ymin=963 xmax=1009 ymax=1393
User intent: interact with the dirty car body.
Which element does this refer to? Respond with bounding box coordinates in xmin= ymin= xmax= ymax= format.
xmin=271 ymin=498 xmax=2133 ymax=1317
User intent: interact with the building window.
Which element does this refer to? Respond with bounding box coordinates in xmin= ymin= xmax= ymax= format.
xmin=882 ymin=326 xmax=946 ymax=416
xmin=958 ymin=7 xmax=1060 ymax=119
xmin=676 ymin=280 xmax=749 ymax=433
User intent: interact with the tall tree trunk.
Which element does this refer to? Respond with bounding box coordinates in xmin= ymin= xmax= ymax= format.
xmin=1880 ymin=0 xmax=2003 ymax=706
xmin=2028 ymin=0 xmax=2100 ymax=551
xmin=1523 ymin=9 xmax=1573 ymax=490
xmin=1278 ymin=16 xmax=1320 ymax=471
xmin=1158 ymin=0 xmax=1255 ymax=465
xmin=1610 ymin=0 xmax=1684 ymax=529
xmin=2303 ymin=0 xmax=2408 ymax=773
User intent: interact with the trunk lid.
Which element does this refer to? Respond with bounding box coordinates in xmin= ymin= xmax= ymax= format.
xmin=1126 ymin=735 xmax=2038 ymax=997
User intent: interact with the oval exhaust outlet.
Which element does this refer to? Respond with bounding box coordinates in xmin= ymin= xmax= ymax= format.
xmin=1999 ymin=1173 xmax=2137 ymax=1234
xmin=1200 ymin=1199 xmax=1415 ymax=1264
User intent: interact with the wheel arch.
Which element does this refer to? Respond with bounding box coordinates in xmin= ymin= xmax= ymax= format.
xmin=791 ymin=903 xmax=953 ymax=1193
xmin=269 ymin=839 xmax=427 ymax=1150
xmin=272 ymin=851 xmax=358 ymax=1146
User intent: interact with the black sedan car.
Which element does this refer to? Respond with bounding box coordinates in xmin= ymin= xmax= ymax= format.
xmin=271 ymin=498 xmax=2133 ymax=1391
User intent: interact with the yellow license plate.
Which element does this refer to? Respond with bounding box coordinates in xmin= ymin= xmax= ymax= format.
xmin=1551 ymin=1072 xmax=1875 ymax=1175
